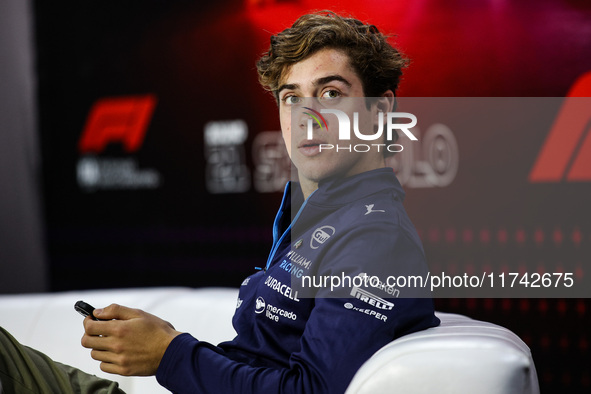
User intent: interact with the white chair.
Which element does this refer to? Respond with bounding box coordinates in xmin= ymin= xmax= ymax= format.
xmin=346 ymin=311 xmax=539 ymax=394
xmin=0 ymin=288 xmax=539 ymax=393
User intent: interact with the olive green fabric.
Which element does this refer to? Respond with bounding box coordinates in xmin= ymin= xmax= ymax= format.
xmin=0 ymin=327 xmax=125 ymax=394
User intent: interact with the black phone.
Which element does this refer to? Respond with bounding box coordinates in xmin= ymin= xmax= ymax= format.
xmin=75 ymin=300 xmax=103 ymax=321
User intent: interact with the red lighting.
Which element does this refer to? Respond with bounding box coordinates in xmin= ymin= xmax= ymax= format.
xmin=552 ymin=228 xmax=563 ymax=245
xmin=534 ymin=228 xmax=544 ymax=245
xmin=572 ymin=227 xmax=582 ymax=246
xmin=479 ymin=228 xmax=490 ymax=244
xmin=444 ymin=228 xmax=456 ymax=243
xmin=515 ymin=228 xmax=526 ymax=244
xmin=462 ymin=228 xmax=473 ymax=244
xmin=497 ymin=228 xmax=508 ymax=244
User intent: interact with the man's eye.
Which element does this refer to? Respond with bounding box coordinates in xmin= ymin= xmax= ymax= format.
xmin=321 ymin=90 xmax=341 ymax=100
xmin=283 ymin=96 xmax=301 ymax=105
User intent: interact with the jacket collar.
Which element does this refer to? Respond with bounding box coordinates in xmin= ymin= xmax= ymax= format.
xmin=298 ymin=167 xmax=405 ymax=207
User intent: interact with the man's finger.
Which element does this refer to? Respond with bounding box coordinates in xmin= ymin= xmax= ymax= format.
xmin=90 ymin=348 xmax=120 ymax=363
xmin=81 ymin=331 xmax=114 ymax=350
xmin=99 ymin=361 xmax=120 ymax=375
xmin=94 ymin=303 xmax=140 ymax=320
xmin=83 ymin=317 xmax=115 ymax=337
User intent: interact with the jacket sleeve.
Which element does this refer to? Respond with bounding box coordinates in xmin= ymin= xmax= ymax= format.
xmin=156 ymin=222 xmax=439 ymax=393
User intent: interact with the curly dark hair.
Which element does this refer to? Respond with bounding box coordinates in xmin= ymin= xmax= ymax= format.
xmin=256 ymin=11 xmax=409 ymax=101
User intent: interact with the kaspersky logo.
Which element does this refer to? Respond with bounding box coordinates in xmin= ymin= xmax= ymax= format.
xmin=303 ymin=105 xmax=418 ymax=154
xmin=529 ymin=71 xmax=591 ymax=182
xmin=76 ymin=94 xmax=161 ymax=191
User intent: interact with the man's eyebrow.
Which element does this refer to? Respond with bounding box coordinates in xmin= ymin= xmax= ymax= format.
xmin=277 ymin=83 xmax=299 ymax=95
xmin=276 ymin=75 xmax=352 ymax=95
xmin=314 ymin=75 xmax=352 ymax=88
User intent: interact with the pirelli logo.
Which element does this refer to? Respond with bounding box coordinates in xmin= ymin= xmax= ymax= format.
xmin=350 ymin=287 xmax=394 ymax=310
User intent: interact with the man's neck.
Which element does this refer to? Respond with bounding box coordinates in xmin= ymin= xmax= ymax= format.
xmin=299 ymin=159 xmax=388 ymax=199
xmin=299 ymin=178 xmax=318 ymax=200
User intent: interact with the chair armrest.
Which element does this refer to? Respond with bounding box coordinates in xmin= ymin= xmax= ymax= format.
xmin=346 ymin=312 xmax=539 ymax=394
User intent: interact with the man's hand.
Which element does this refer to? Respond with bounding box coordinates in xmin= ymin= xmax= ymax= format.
xmin=81 ymin=304 xmax=182 ymax=376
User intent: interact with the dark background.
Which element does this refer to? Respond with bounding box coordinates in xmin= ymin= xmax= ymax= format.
xmin=2 ymin=0 xmax=591 ymax=392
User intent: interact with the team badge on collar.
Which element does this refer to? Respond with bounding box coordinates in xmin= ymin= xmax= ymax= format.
xmin=310 ymin=226 xmax=336 ymax=249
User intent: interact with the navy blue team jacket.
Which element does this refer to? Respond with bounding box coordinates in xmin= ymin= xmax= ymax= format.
xmin=156 ymin=168 xmax=440 ymax=393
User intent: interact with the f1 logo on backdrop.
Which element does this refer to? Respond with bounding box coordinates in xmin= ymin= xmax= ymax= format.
xmin=529 ymin=72 xmax=591 ymax=182
xmin=78 ymin=95 xmax=157 ymax=154
xmin=76 ymin=94 xmax=161 ymax=191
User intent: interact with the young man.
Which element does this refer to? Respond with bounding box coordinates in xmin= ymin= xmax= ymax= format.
xmin=0 ymin=11 xmax=438 ymax=394
xmin=156 ymin=11 xmax=439 ymax=393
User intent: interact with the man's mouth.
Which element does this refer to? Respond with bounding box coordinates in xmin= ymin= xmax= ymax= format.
xmin=301 ymin=142 xmax=319 ymax=148
xmin=297 ymin=140 xmax=324 ymax=156
xmin=298 ymin=139 xmax=324 ymax=148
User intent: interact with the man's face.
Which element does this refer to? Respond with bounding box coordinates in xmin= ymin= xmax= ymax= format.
xmin=277 ymin=48 xmax=389 ymax=192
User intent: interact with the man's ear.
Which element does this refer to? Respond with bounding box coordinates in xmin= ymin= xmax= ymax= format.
xmin=378 ymin=90 xmax=396 ymax=113
xmin=372 ymin=90 xmax=396 ymax=130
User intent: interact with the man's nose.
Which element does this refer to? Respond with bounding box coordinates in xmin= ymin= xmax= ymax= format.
xmin=293 ymin=99 xmax=320 ymax=130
